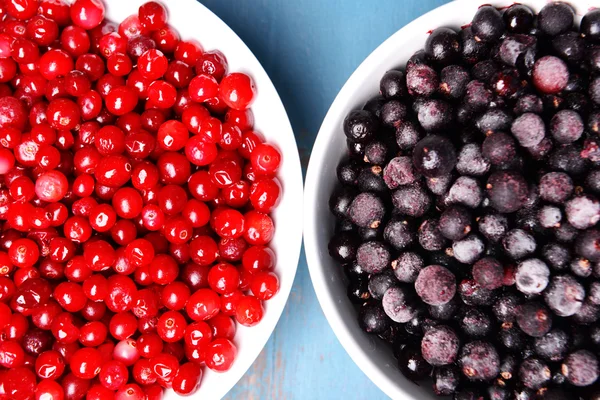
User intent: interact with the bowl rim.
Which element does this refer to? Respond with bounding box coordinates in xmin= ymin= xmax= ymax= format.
xmin=103 ymin=0 xmax=304 ymax=399
xmin=304 ymin=0 xmax=592 ymax=398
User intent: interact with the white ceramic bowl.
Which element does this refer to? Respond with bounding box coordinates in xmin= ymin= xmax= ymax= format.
xmin=304 ymin=1 xmax=594 ymax=399
xmin=104 ymin=1 xmax=303 ymax=399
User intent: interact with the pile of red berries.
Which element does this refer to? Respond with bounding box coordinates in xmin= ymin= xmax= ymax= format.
xmin=0 ymin=0 xmax=283 ymax=399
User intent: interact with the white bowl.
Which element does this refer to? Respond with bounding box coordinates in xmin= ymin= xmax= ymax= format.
xmin=304 ymin=1 xmax=595 ymax=399
xmin=104 ymin=1 xmax=304 ymax=399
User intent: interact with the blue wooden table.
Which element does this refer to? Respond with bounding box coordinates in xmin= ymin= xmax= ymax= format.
xmin=196 ymin=0 xmax=451 ymax=398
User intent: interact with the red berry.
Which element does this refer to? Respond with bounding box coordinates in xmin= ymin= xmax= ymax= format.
xmin=204 ymin=338 xmax=236 ymax=372
xmin=70 ymin=0 xmax=105 ymax=30
xmin=220 ymin=72 xmax=256 ymax=110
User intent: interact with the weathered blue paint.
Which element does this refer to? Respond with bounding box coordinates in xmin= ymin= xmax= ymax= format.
xmin=195 ymin=0 xmax=451 ymax=398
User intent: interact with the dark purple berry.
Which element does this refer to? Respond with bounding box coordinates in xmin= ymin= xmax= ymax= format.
xmin=395 ymin=120 xmax=422 ymax=150
xmin=472 ymin=257 xmax=503 ymax=290
xmin=585 ymin=170 xmax=600 ymax=194
xmin=538 ymin=2 xmax=574 ymax=37
xmin=490 ymin=68 xmax=524 ymax=99
xmin=391 ymin=182 xmax=431 ymax=217
xmin=383 ymin=156 xmax=418 ymax=189
xmin=357 ymin=166 xmax=386 ymax=193
xmin=426 ymin=174 xmax=453 ymax=196
xmin=347 ymin=192 xmax=385 ymax=228
xmin=459 ymin=279 xmax=495 ymax=306
xmin=391 ymin=252 xmax=423 ymax=283
xmin=499 ymin=35 xmax=537 ymax=67
xmin=511 ymin=113 xmax=545 ymax=148
xmin=464 ymin=80 xmax=493 ymax=112
xmin=380 ymin=70 xmax=406 ymax=99
xmin=482 ymin=132 xmax=517 ymax=165
xmin=417 ymin=99 xmax=453 ymax=132
xmin=454 ymin=388 xmax=484 ymax=400
xmin=493 ymin=292 xmax=522 ymax=322
xmin=343 ymin=110 xmax=379 ymax=143
xmin=570 ymin=257 xmax=592 ymax=278
xmin=398 ymin=344 xmax=432 ymax=381
xmin=562 ymin=350 xmax=599 ymax=387
xmin=471 ymin=6 xmax=504 ymax=42
xmin=329 ymin=187 xmax=356 ymax=219
xmin=459 ymin=341 xmax=500 ymax=381
xmin=502 ymin=229 xmax=536 ymax=260
xmin=425 ymin=27 xmax=461 ymax=66
xmin=429 ymin=296 xmax=459 ymax=320
xmin=439 ymin=65 xmax=469 ymax=99
xmin=328 ymin=232 xmax=360 ymax=263
xmin=432 ymin=366 xmax=460 ymax=396
xmin=548 ymin=145 xmax=587 ymax=176
xmin=581 ymin=9 xmax=600 ymax=42
xmin=552 ymin=31 xmax=585 ymax=62
xmin=514 ymin=94 xmax=544 ymax=115
xmin=368 ymin=272 xmax=397 ymax=301
xmin=447 ymin=176 xmax=483 ymax=209
xmin=532 ymin=56 xmax=569 ymax=94
xmin=412 ymin=135 xmax=456 ymax=178
xmin=415 ymin=265 xmax=456 ymax=306
xmin=406 ymin=64 xmax=438 ymax=98
xmin=516 ymin=258 xmax=550 ymax=295
xmin=421 ymin=325 xmax=459 ymax=366
xmin=382 ymin=286 xmax=417 ymax=323
xmin=575 ymin=230 xmax=600 ymax=262
xmin=565 ymin=195 xmax=600 ymax=230
xmin=519 ymin=358 xmax=551 ymax=390
xmin=363 ymin=141 xmax=388 ymax=165
xmin=336 ymin=158 xmax=360 ymax=186
xmin=439 ymin=206 xmax=472 ymax=241
xmin=534 ymin=329 xmax=569 ymax=362
xmin=383 ymin=218 xmax=414 ymax=251
xmin=452 ymin=234 xmax=485 ymax=264
xmin=358 ymin=303 xmax=390 ymax=334
xmin=418 ymin=219 xmax=447 ymax=251
xmin=537 ymin=205 xmax=562 ymax=229
xmin=356 ymin=241 xmax=390 ymax=274
xmin=460 ymin=308 xmax=492 ymax=338
xmin=504 ymin=4 xmax=534 ymax=34
xmin=517 ymin=302 xmax=552 ymax=337
xmin=498 ymin=322 xmax=527 ymax=351
xmin=475 ymin=108 xmax=513 ymax=135
xmin=380 ymin=100 xmax=407 ymax=128
xmin=461 ymin=27 xmax=490 ymax=65
xmin=539 ymin=172 xmax=573 ymax=204
xmin=550 ymin=109 xmax=584 ymax=144
xmin=347 ymin=278 xmax=370 ymax=304
xmin=486 ymin=171 xmax=528 ymax=213
xmin=456 ymin=144 xmax=490 ymax=177
xmin=478 ymin=214 xmax=508 ymax=243
xmin=544 ymin=275 xmax=584 ymax=317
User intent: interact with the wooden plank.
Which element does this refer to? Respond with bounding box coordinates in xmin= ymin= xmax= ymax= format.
xmin=196 ymin=0 xmax=452 ymax=398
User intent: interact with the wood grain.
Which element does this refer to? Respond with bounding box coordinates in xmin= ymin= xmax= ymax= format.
xmin=196 ymin=0 xmax=451 ymax=398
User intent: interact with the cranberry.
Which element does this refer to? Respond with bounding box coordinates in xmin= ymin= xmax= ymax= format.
xmin=186 ymin=288 xmax=220 ymax=321
xmin=172 ymin=362 xmax=202 ymax=396
xmin=204 ymin=338 xmax=236 ymax=372
xmin=113 ymin=338 xmax=139 ymax=366
xmin=35 ymin=350 xmax=65 ymax=379
xmin=235 ymin=295 xmax=264 ymax=327
xmin=70 ymin=0 xmax=105 ymax=30
xmin=196 ymin=50 xmax=228 ymax=81
xmin=157 ymin=310 xmax=186 ymax=343
xmin=79 ymin=321 xmax=107 ymax=347
xmin=61 ymin=26 xmax=91 ymax=57
xmin=219 ymin=73 xmax=256 ymax=110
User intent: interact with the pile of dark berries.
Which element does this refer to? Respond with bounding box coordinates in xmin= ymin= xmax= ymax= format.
xmin=329 ymin=3 xmax=600 ymax=399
